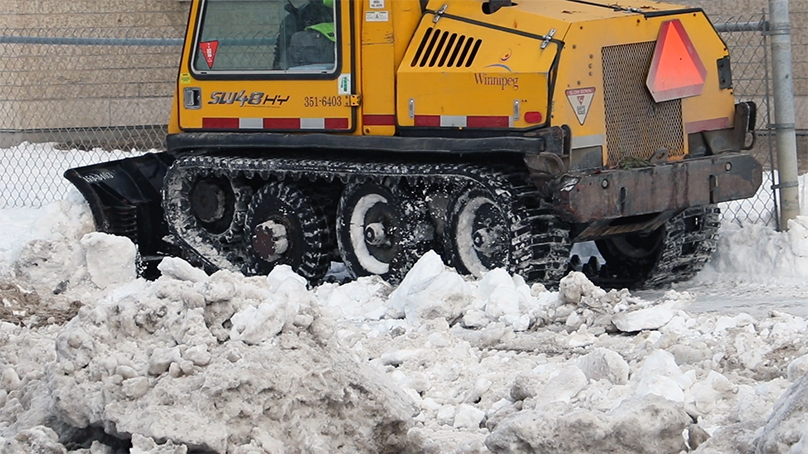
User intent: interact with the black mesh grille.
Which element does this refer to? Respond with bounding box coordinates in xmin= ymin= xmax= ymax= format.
xmin=602 ymin=42 xmax=684 ymax=167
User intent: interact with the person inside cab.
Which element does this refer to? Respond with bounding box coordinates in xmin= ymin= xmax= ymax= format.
xmin=274 ymin=0 xmax=336 ymax=70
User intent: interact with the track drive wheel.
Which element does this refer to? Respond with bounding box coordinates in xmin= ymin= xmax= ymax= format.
xmin=169 ymin=171 xmax=253 ymax=269
xmin=186 ymin=175 xmax=252 ymax=243
xmin=243 ymin=182 xmax=332 ymax=282
xmin=595 ymin=205 xmax=720 ymax=288
xmin=336 ymin=180 xmax=433 ymax=283
xmin=443 ymin=179 xmax=571 ymax=284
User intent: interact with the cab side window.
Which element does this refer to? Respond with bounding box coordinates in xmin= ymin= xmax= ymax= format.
xmin=192 ymin=0 xmax=337 ymax=74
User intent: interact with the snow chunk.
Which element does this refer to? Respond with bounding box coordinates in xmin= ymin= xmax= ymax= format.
xmin=1 ymin=426 xmax=67 ymax=454
xmin=486 ymin=395 xmax=689 ymax=453
xmin=388 ymin=251 xmax=471 ymax=324
xmin=453 ymin=404 xmax=486 ymax=430
xmin=577 ymin=348 xmax=629 ymax=385
xmin=131 ymin=433 xmax=188 ymax=454
xmin=635 ymin=350 xmax=682 ymax=383
xmin=558 ymin=271 xmax=604 ymax=305
xmin=788 ymin=354 xmax=808 ymax=382
xmin=686 ymin=371 xmax=738 ymax=416
xmin=613 ymin=293 xmax=691 ymax=332
xmin=80 ymin=232 xmax=136 ymax=289
xmin=229 ymin=300 xmax=291 ymax=344
xmin=536 ymin=366 xmax=588 ymax=405
xmin=157 ymin=257 xmax=209 ymax=282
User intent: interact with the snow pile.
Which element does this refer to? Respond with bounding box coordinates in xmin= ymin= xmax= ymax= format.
xmin=756 ymin=372 xmax=808 ymax=454
xmin=3 ymin=256 xmax=418 ymax=453
xmin=696 ymin=170 xmax=808 ymax=286
xmin=486 ymin=395 xmax=690 ymax=453
xmin=2 ymin=190 xmax=808 ymax=452
xmin=315 ymin=254 xmax=808 ymax=453
xmin=703 ymin=216 xmax=808 ymax=280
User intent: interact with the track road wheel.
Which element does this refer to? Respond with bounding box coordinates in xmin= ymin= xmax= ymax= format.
xmin=243 ymin=182 xmax=332 ymax=282
xmin=189 ymin=176 xmax=235 ymax=234
xmin=444 ymin=187 xmax=510 ymax=277
xmin=165 ymin=170 xmax=253 ymax=271
xmin=443 ymin=181 xmax=571 ymax=285
xmin=336 ymin=181 xmax=432 ymax=283
xmin=595 ymin=205 xmax=720 ymax=288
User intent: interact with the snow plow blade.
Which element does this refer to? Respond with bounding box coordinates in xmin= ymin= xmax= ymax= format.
xmin=64 ymin=153 xmax=176 ymax=274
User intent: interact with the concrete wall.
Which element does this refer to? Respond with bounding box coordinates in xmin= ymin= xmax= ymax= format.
xmin=0 ymin=0 xmax=190 ymax=134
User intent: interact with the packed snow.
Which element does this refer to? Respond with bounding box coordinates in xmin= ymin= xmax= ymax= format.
xmin=2 ymin=148 xmax=808 ymax=453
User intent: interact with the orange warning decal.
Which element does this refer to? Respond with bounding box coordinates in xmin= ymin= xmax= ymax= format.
xmin=200 ymin=41 xmax=219 ymax=69
xmin=566 ymin=87 xmax=595 ymax=125
xmin=646 ymin=19 xmax=707 ymax=103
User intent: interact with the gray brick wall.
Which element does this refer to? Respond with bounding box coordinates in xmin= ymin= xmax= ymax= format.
xmin=0 ymin=0 xmax=189 ymax=28
xmin=0 ymin=0 xmax=189 ymax=133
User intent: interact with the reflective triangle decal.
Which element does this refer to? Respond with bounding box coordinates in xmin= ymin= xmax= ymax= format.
xmin=566 ymin=87 xmax=595 ymax=125
xmin=200 ymin=41 xmax=219 ymax=69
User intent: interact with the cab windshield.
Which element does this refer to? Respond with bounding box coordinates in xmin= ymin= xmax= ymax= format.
xmin=192 ymin=0 xmax=337 ymax=74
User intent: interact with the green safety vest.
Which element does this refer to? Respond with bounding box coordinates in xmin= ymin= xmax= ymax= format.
xmin=307 ymin=22 xmax=335 ymax=42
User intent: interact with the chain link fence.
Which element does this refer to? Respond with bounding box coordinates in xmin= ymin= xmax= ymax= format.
xmin=0 ymin=27 xmax=182 ymax=207
xmin=0 ymin=14 xmax=782 ymax=228
xmin=713 ymin=13 xmax=780 ymax=228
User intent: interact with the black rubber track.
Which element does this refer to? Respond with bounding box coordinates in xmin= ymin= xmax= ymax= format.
xmin=163 ymin=155 xmax=572 ymax=286
xmin=594 ymin=205 xmax=720 ymax=289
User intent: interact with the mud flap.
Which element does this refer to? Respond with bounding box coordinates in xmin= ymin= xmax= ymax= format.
xmin=64 ymin=153 xmax=176 ymax=276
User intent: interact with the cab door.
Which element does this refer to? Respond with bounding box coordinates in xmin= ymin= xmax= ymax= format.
xmin=177 ymin=0 xmax=355 ymax=133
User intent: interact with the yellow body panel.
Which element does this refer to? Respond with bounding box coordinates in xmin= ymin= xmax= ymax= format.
xmin=360 ymin=0 xmax=396 ymax=135
xmin=550 ymin=10 xmax=735 ymax=166
xmin=169 ymin=0 xmax=740 ymax=168
xmin=174 ymin=0 xmax=356 ymax=133
xmin=397 ymin=5 xmax=566 ymax=128
xmin=359 ymin=0 xmax=422 ymax=135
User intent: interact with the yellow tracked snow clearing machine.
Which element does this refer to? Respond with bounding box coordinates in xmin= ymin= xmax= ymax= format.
xmin=66 ymin=0 xmax=762 ymax=288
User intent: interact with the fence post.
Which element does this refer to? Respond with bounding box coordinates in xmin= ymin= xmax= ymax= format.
xmin=768 ymin=0 xmax=800 ymax=227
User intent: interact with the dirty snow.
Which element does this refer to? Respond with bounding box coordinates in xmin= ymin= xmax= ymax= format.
xmin=1 ymin=148 xmax=808 ymax=452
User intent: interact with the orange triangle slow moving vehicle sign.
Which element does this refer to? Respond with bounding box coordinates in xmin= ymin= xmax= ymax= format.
xmin=645 ymin=19 xmax=707 ymax=103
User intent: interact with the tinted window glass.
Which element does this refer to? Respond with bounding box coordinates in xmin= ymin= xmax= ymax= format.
xmin=193 ymin=0 xmax=337 ymax=73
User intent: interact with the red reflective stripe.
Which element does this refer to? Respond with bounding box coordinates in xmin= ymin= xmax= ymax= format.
xmin=467 ymin=116 xmax=509 ymax=128
xmin=202 ymin=118 xmax=239 ymax=129
xmin=363 ymin=114 xmax=396 ymax=126
xmin=263 ymin=118 xmax=301 ymax=129
xmin=414 ymin=115 xmax=441 ymax=127
xmin=325 ymin=118 xmax=350 ymax=129
xmin=685 ymin=117 xmax=731 ymax=134
xmin=415 ymin=115 xmax=508 ymax=128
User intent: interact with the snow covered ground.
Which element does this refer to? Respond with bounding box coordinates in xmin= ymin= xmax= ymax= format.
xmin=1 ymin=145 xmax=808 ymax=453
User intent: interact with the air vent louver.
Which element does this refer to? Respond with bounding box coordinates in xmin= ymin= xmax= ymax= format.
xmin=411 ymin=28 xmax=481 ymax=68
